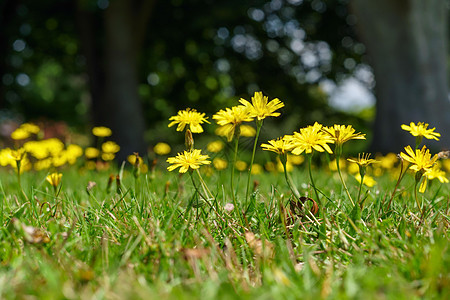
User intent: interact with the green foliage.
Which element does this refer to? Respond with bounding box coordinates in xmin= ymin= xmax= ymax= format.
xmin=0 ymin=165 xmax=448 ymax=298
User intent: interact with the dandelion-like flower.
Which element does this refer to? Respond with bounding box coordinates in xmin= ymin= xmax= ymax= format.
xmin=168 ymin=108 xmax=210 ymax=133
xmin=322 ymin=125 xmax=366 ymax=146
xmin=401 ymin=122 xmax=440 ymax=141
xmin=153 ymin=142 xmax=171 ymax=155
xmin=261 ymin=137 xmax=294 ymax=155
xmin=166 ymin=149 xmax=211 ymax=173
xmin=92 ymin=126 xmax=112 ymax=137
xmin=354 ymin=173 xmax=377 ymax=187
xmin=46 ymin=172 xmax=62 ymax=187
xmin=239 ymin=91 xmax=284 ymax=120
xmin=102 ymin=141 xmax=120 ymax=153
xmin=400 ymin=145 xmax=438 ymax=193
xmin=285 ymin=122 xmax=334 ymax=155
xmin=347 ymin=153 xmax=379 ymax=168
xmin=213 ymin=106 xmax=253 ymax=141
xmin=400 ymin=146 xmax=438 ymax=174
xmin=425 ymin=164 xmax=449 ymax=183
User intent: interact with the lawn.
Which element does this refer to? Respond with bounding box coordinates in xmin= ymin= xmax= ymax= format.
xmin=0 ymin=94 xmax=449 ymax=299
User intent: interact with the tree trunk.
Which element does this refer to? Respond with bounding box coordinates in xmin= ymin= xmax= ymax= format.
xmin=103 ymin=0 xmax=147 ymax=161
xmin=350 ymin=0 xmax=450 ymax=153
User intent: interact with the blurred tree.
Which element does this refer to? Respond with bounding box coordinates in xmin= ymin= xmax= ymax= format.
xmin=351 ymin=0 xmax=450 ymax=152
xmin=76 ymin=0 xmax=155 ymax=160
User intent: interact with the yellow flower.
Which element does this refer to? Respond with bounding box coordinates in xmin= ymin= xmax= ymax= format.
xmin=128 ymin=154 xmax=143 ymax=165
xmin=239 ymin=91 xmax=284 ymax=120
xmin=240 ymin=125 xmax=256 ymax=137
xmin=34 ymin=158 xmax=52 ymax=171
xmin=168 ymin=108 xmax=210 ymax=133
xmin=400 ymin=145 xmax=438 ymax=193
xmin=46 ymin=173 xmax=62 ymax=187
xmin=20 ymin=123 xmax=40 ymax=134
xmin=322 ymin=124 xmax=365 ymax=145
xmin=11 ymin=128 xmax=30 ymax=140
xmin=276 ymin=157 xmax=293 ymax=172
xmin=329 ymin=158 xmax=347 ymax=171
xmin=285 ymin=122 xmax=334 ymax=155
xmin=235 ymin=160 xmax=247 ymax=171
xmin=102 ymin=153 xmax=116 ymax=161
xmin=207 ymin=140 xmax=225 ymax=153
xmin=261 ymin=137 xmax=293 ymax=155
xmin=400 ymin=146 xmax=438 ymax=174
xmin=213 ymin=106 xmax=253 ymax=141
xmin=377 ymin=152 xmax=398 ymax=169
xmin=251 ymin=163 xmax=264 ymax=174
xmin=102 ymin=141 xmax=120 ymax=153
xmin=166 ymin=149 xmax=211 ymax=173
xmin=354 ymin=173 xmax=376 ymax=187
xmin=92 ymin=126 xmax=112 ymax=137
xmin=288 ymin=154 xmax=304 ymax=165
xmin=154 ymin=142 xmax=171 ymax=155
xmin=85 ymin=147 xmax=100 ymax=159
xmin=9 ymin=148 xmax=26 ymax=161
xmin=347 ymin=153 xmax=379 ymax=168
xmin=213 ymin=157 xmax=228 ymax=170
xmin=425 ymin=164 xmax=449 ymax=183
xmin=401 ymin=122 xmax=440 ymax=141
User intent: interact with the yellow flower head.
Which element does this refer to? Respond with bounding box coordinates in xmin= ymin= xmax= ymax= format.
xmin=20 ymin=123 xmax=40 ymax=134
xmin=11 ymin=128 xmax=30 ymax=140
xmin=235 ymin=160 xmax=247 ymax=172
xmin=9 ymin=148 xmax=27 ymax=162
xmin=239 ymin=91 xmax=284 ymax=120
xmin=85 ymin=147 xmax=100 ymax=159
xmin=207 ymin=140 xmax=225 ymax=153
xmin=261 ymin=137 xmax=294 ymax=155
xmin=213 ymin=157 xmax=228 ymax=170
xmin=213 ymin=106 xmax=253 ymax=141
xmin=425 ymin=164 xmax=449 ymax=183
xmin=102 ymin=141 xmax=120 ymax=153
xmin=401 ymin=122 xmax=440 ymax=141
xmin=285 ymin=122 xmax=334 ymax=155
xmin=46 ymin=172 xmax=62 ymax=187
xmin=153 ymin=142 xmax=171 ymax=155
xmin=400 ymin=145 xmax=438 ymax=174
xmin=166 ymin=149 xmax=211 ymax=173
xmin=240 ymin=125 xmax=256 ymax=137
xmin=168 ymin=108 xmax=210 ymax=133
xmin=322 ymin=124 xmax=365 ymax=145
xmin=92 ymin=126 xmax=112 ymax=137
xmin=347 ymin=153 xmax=379 ymax=168
xmin=354 ymin=173 xmax=376 ymax=187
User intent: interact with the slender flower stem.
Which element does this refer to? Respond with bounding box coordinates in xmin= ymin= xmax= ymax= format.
xmin=231 ymin=135 xmax=240 ymax=206
xmin=230 ymin=135 xmax=246 ymax=228
xmin=281 ymin=159 xmax=300 ymax=200
xmin=245 ymin=120 xmax=263 ymax=205
xmin=308 ymin=154 xmax=320 ymax=204
xmin=357 ymin=174 xmax=364 ymax=205
xmin=195 ymin=169 xmax=214 ymax=200
xmin=335 ymin=155 xmax=355 ymax=206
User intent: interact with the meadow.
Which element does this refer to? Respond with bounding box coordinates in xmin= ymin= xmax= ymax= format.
xmin=0 ymin=92 xmax=449 ymax=299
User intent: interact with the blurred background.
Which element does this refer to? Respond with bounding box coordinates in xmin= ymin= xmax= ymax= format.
xmin=1 ymin=0 xmax=449 ymax=160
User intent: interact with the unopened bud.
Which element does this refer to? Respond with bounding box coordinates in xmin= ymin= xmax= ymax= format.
xmin=185 ymin=129 xmax=194 ymax=150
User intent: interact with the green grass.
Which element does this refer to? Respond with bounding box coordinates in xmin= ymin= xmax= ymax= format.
xmin=0 ymin=164 xmax=449 ymax=299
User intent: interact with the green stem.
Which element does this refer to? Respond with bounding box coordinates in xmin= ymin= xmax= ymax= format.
xmin=230 ymin=135 xmax=245 ymax=228
xmin=335 ymin=154 xmax=355 ymax=206
xmin=231 ymin=135 xmax=240 ymax=207
xmin=282 ymin=158 xmax=300 ymax=200
xmin=308 ymin=154 xmax=320 ymax=204
xmin=195 ymin=169 xmax=214 ymax=200
xmin=357 ymin=174 xmax=364 ymax=205
xmin=245 ymin=120 xmax=263 ymax=205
